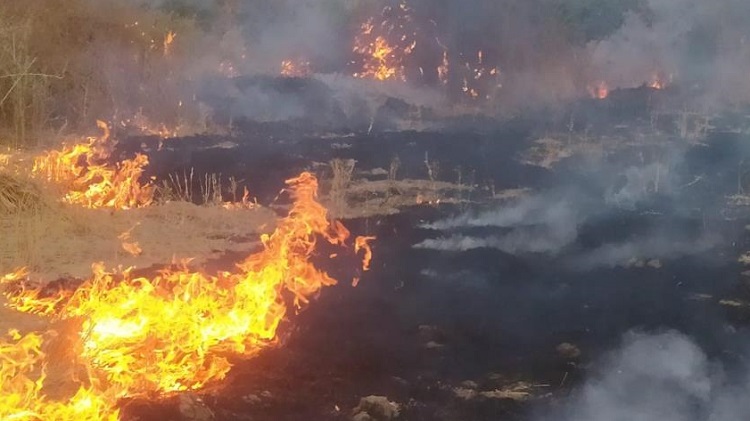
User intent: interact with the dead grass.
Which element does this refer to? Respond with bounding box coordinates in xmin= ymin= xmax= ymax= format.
xmin=0 ymin=172 xmax=44 ymax=213
xmin=326 ymin=178 xmax=473 ymax=219
xmin=0 ymin=199 xmax=276 ymax=281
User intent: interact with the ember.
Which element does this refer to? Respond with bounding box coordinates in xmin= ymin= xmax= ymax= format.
xmin=280 ymin=59 xmax=312 ymax=77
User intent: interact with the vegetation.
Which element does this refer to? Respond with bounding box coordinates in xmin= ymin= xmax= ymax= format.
xmin=0 ymin=0 xmax=646 ymax=148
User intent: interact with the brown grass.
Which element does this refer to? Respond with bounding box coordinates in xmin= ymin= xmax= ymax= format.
xmin=0 ymin=196 xmax=276 ymax=281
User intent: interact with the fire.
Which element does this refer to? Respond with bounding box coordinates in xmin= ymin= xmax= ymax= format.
xmin=222 ymin=187 xmax=256 ymax=210
xmin=120 ymin=111 xmax=179 ymax=138
xmin=118 ymin=226 xmax=142 ymax=257
xmin=460 ymin=50 xmax=501 ymax=100
xmin=437 ymin=50 xmax=449 ymax=85
xmin=355 ymin=236 xmax=375 ymax=271
xmin=1 ymin=172 xmax=372 ymax=419
xmin=647 ymin=72 xmax=671 ymax=90
xmin=163 ymin=31 xmax=176 ymax=57
xmin=588 ymin=81 xmax=609 ymax=99
xmin=280 ymin=59 xmax=311 ymax=77
xmin=32 ymin=121 xmax=155 ymax=209
xmin=0 ymin=330 xmax=120 ymax=421
xmin=353 ymin=2 xmax=417 ymax=81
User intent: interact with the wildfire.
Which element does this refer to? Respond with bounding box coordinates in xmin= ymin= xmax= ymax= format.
xmin=353 ymin=2 xmax=417 ymax=81
xmin=460 ymin=51 xmax=501 ymax=100
xmin=1 ymin=172 xmax=374 ymax=419
xmin=588 ymin=81 xmax=609 ymax=99
xmin=32 ymin=121 xmax=154 ymax=209
xmin=280 ymin=59 xmax=312 ymax=77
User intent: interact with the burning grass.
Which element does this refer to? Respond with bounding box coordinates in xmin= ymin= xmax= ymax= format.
xmin=0 ymin=172 xmax=372 ymax=420
xmin=32 ymin=122 xmax=155 ymax=210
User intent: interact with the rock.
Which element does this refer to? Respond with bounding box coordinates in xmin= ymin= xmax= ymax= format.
xmin=556 ymin=342 xmax=581 ymax=359
xmin=352 ymin=396 xmax=400 ymax=421
xmin=459 ymin=380 xmax=478 ymax=389
xmin=178 ymin=393 xmax=214 ymax=421
xmin=242 ymin=394 xmax=262 ymax=404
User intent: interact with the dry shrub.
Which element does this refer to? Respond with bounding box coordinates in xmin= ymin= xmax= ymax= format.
xmin=0 ymin=0 xmax=237 ymax=147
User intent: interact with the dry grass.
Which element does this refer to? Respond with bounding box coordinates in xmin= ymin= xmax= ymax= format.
xmin=0 ymin=172 xmax=44 ymax=213
xmin=329 ymin=158 xmax=356 ymax=216
xmin=327 ymin=178 xmax=473 ymax=218
xmin=0 ymin=0 xmax=242 ymax=147
xmin=0 ymin=198 xmax=276 ymax=281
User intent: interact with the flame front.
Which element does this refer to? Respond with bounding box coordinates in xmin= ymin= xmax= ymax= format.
xmin=1 ymin=172 xmax=371 ymax=419
xmin=32 ymin=121 xmax=154 ymax=209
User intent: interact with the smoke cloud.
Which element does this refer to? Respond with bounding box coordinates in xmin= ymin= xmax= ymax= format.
xmin=539 ymin=331 xmax=750 ymax=421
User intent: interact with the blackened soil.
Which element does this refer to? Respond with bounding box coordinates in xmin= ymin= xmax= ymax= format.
xmin=117 ymin=87 xmax=750 ymax=420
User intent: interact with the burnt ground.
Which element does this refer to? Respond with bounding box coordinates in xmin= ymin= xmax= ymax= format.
xmin=117 ymin=86 xmax=750 ymax=421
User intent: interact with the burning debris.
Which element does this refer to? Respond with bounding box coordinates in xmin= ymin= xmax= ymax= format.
xmin=0 ymin=172 xmax=374 ymax=420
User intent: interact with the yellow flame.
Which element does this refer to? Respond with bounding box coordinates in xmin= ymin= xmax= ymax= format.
xmin=1 ymin=172 xmax=372 ymax=419
xmin=32 ymin=122 xmax=154 ymax=209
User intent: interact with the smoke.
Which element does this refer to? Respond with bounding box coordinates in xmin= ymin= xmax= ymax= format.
xmin=589 ymin=0 xmax=750 ymax=105
xmin=415 ymin=191 xmax=584 ymax=254
xmin=569 ymin=231 xmax=718 ymax=270
xmin=539 ymin=331 xmax=750 ymax=421
xmin=415 ymin=143 xmax=719 ymax=268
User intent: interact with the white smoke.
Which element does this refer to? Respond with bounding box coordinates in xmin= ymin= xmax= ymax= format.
xmin=541 ymin=331 xmax=750 ymax=421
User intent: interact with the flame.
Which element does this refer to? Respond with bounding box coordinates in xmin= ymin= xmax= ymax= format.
xmin=647 ymin=72 xmax=671 ymax=90
xmin=1 ymin=172 xmax=371 ymax=419
xmin=32 ymin=121 xmax=154 ymax=209
xmin=120 ymin=112 xmax=179 ymax=138
xmin=163 ymin=31 xmax=176 ymax=57
xmin=280 ymin=59 xmax=311 ymax=77
xmin=588 ymin=81 xmax=609 ymax=99
xmin=437 ymin=50 xmax=449 ymax=85
xmin=118 ymin=226 xmax=142 ymax=257
xmin=460 ymin=51 xmax=500 ymax=100
xmin=222 ymin=187 xmax=256 ymax=210
xmin=355 ymin=236 xmax=375 ymax=271
xmin=353 ymin=2 xmax=417 ymax=81
xmin=0 ymin=330 xmax=120 ymax=421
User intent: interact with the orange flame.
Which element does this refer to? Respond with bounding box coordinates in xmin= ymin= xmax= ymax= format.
xmin=1 ymin=172 xmax=371 ymax=419
xmin=353 ymin=2 xmax=417 ymax=81
xmin=32 ymin=121 xmax=154 ymax=209
xmin=163 ymin=31 xmax=176 ymax=57
xmin=647 ymin=72 xmax=671 ymax=90
xmin=355 ymin=236 xmax=375 ymax=271
xmin=588 ymin=81 xmax=609 ymax=99
xmin=118 ymin=226 xmax=142 ymax=257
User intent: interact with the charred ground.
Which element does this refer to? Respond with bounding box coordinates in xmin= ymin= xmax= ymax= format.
xmin=103 ymin=83 xmax=750 ymax=421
